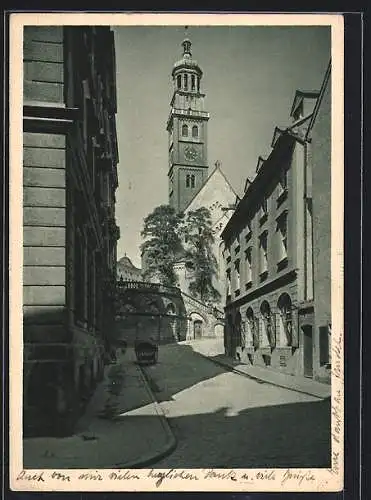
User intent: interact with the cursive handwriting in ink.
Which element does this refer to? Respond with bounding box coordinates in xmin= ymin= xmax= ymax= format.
xmin=16 ymin=470 xmax=45 ymax=482
xmin=148 ymin=469 xmax=199 ymax=488
xmin=109 ymin=470 xmax=140 ymax=480
xmin=78 ymin=471 xmax=103 ymax=481
xmin=281 ymin=469 xmax=315 ymax=486
xmin=203 ymin=469 xmax=237 ymax=481
xmin=256 ymin=470 xmax=276 ymax=481
xmin=51 ymin=471 xmax=70 ymax=481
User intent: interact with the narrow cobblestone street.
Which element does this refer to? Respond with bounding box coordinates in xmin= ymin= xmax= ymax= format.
xmin=142 ymin=342 xmax=331 ymax=468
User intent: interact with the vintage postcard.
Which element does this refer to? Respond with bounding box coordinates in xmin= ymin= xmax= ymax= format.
xmin=9 ymin=11 xmax=344 ymax=492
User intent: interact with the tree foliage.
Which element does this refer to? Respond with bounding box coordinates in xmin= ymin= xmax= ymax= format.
xmin=141 ymin=205 xmax=220 ymax=304
xmin=179 ymin=207 xmax=221 ymax=304
xmin=140 ymin=205 xmax=183 ymax=287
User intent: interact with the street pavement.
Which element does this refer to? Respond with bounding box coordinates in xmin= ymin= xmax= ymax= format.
xmin=23 ymin=349 xmax=176 ymax=469
xmin=142 ymin=342 xmax=331 ymax=468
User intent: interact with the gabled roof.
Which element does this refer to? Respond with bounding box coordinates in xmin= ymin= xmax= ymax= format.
xmin=255 ymin=156 xmax=266 ymax=173
xmin=290 ymin=90 xmax=320 ymax=119
xmin=271 ymin=127 xmax=285 ymax=148
xmin=184 ymin=160 xmax=239 ymax=212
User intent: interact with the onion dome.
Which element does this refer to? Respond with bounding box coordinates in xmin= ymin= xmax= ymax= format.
xmin=172 ymin=37 xmax=203 ymax=78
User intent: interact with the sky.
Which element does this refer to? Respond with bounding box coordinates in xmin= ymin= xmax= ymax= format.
xmin=113 ymin=25 xmax=331 ymax=268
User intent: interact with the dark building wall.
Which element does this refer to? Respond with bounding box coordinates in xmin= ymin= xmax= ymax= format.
xmin=23 ymin=27 xmax=67 ymax=347
xmin=24 ymin=27 xmax=64 ymax=104
xmin=23 ymin=26 xmax=120 ymax=436
xmin=311 ymin=66 xmax=331 ymax=372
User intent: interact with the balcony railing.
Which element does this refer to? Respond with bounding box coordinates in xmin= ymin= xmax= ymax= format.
xmin=171 ymin=108 xmax=210 ymax=119
xmin=116 ymin=279 xmax=181 ymax=296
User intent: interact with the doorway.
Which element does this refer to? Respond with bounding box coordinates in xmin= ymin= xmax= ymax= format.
xmin=302 ymin=324 xmax=313 ymax=377
xmin=193 ymin=320 xmax=203 ymax=339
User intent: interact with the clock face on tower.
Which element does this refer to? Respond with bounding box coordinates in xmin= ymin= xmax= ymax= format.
xmin=184 ymin=145 xmax=200 ymax=162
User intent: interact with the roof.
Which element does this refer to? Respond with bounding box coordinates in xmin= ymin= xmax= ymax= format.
xmin=172 ymin=37 xmax=202 ymax=77
xmin=221 ymin=131 xmax=296 ymax=242
xmin=183 ymin=161 xmax=240 ymax=213
xmin=290 ymin=90 xmax=320 ymax=118
xmin=117 ymin=254 xmax=141 ymax=272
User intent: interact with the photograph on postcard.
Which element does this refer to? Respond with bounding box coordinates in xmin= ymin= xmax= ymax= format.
xmin=9 ymin=12 xmax=344 ymax=492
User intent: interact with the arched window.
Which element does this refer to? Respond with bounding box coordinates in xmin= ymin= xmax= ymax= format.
xmin=246 ymin=308 xmax=256 ymax=347
xmin=191 ymin=74 xmax=195 ymax=90
xmin=197 ymin=76 xmax=200 ymax=92
xmin=277 ymin=293 xmax=292 ymax=346
xmin=260 ymin=301 xmax=274 ymax=347
xmin=177 ymin=75 xmax=181 ymax=89
xmin=182 ymin=124 xmax=188 ymax=137
xmin=190 ymin=174 xmax=195 ymax=188
xmin=192 ymin=125 xmax=198 ymax=138
xmin=184 ymin=74 xmax=188 ymax=90
xmin=186 ymin=174 xmax=190 ymax=187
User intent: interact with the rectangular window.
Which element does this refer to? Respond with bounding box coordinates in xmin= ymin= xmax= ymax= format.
xmin=245 ymin=220 xmax=252 ymax=242
xmin=186 ymin=174 xmax=190 ymax=187
xmin=245 ymin=247 xmax=252 ymax=284
xmin=226 ymin=269 xmax=231 ymax=297
xmin=259 ymin=232 xmax=268 ymax=275
xmin=277 ymin=212 xmax=288 ymax=263
xmin=234 ymin=260 xmax=240 ymax=292
xmin=191 ymin=74 xmax=195 ymax=90
xmin=260 ymin=196 xmax=268 ymax=224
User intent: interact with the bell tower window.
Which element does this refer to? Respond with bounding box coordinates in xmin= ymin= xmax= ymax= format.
xmin=191 ymin=75 xmax=195 ymax=90
xmin=192 ymin=125 xmax=198 ymax=138
xmin=177 ymin=75 xmax=181 ymax=89
xmin=182 ymin=124 xmax=189 ymax=137
xmin=184 ymin=74 xmax=188 ymax=90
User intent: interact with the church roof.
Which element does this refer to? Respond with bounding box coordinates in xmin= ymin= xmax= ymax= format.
xmin=183 ymin=161 xmax=240 ymax=213
xmin=117 ymin=254 xmax=141 ymax=272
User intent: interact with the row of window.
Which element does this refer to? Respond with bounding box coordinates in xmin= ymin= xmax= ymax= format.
xmin=182 ymin=124 xmax=199 ymax=138
xmin=259 ymin=169 xmax=288 ymax=221
xmin=228 ymin=294 xmax=297 ymax=348
xmin=226 ymin=213 xmax=288 ymax=294
xmin=176 ymin=73 xmax=200 ymax=92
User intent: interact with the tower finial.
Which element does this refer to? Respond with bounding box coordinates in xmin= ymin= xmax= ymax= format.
xmin=182 ymin=26 xmax=192 ymax=57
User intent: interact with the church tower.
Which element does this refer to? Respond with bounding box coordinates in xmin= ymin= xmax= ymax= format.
xmin=167 ymin=32 xmax=210 ymax=213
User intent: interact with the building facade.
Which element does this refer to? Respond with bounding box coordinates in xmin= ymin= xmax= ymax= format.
xmin=23 ymin=26 xmax=120 ymax=435
xmin=221 ymin=63 xmax=331 ymax=381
